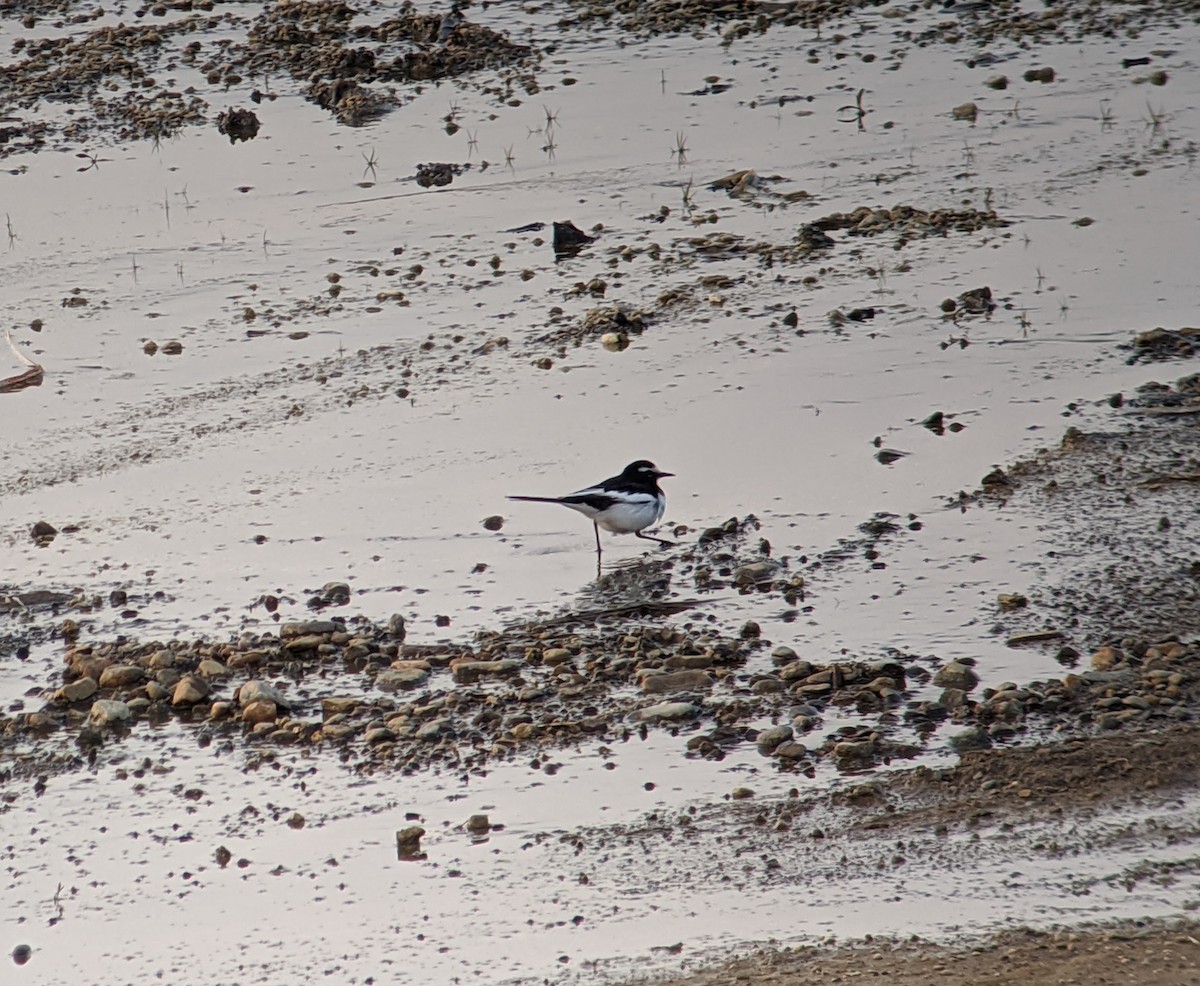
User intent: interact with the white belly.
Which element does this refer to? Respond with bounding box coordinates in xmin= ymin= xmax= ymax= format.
xmin=591 ymin=495 xmax=664 ymax=534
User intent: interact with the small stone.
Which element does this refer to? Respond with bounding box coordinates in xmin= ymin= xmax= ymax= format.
xmin=241 ymin=699 xmax=277 ymax=725
xmin=833 ymin=740 xmax=875 ymax=763
xmin=733 ymin=560 xmax=782 ymax=587
xmin=775 ymin=741 xmax=808 ymax=760
xmin=321 ymin=723 xmax=356 ymax=740
xmin=280 ymin=620 xmax=339 ymax=637
xmin=283 ymin=634 xmax=326 ymax=652
xmin=997 ymin=593 xmax=1027 ymax=611
xmin=631 ymin=701 xmax=697 ymax=723
xmin=482 ymin=515 xmax=504 ymax=531
xmin=145 ymin=681 xmax=170 ymax=702
xmin=952 ymin=102 xmax=978 ymax=122
xmin=985 ymin=74 xmax=1008 ymax=90
xmin=1090 ymin=646 xmax=1122 ymax=671
xmin=56 ymin=677 xmax=98 ymax=703
xmin=322 ymin=697 xmax=360 ymax=717
xmin=751 ymin=677 xmax=784 ymax=695
xmin=89 ymin=699 xmax=132 ymax=726
xmin=98 ymin=665 xmax=144 ymax=689
xmin=416 ymin=717 xmax=450 ymax=741
xmin=377 ymin=663 xmax=430 ymax=690
xmin=172 ymin=676 xmax=211 ymax=705
xmin=363 ymin=726 xmax=396 ymax=744
xmin=386 ymin=614 xmax=407 ymax=640
xmin=949 ymin=725 xmax=991 ymax=752
xmin=938 ymin=687 xmax=969 ymax=710
xmin=730 ymin=787 xmax=754 ymax=800
xmin=239 ymin=680 xmax=289 ymax=708
xmin=739 ymin=621 xmax=761 ymax=639
xmin=541 ymin=648 xmax=573 ymax=666
xmin=452 ymin=659 xmax=521 ymax=683
xmin=640 ymin=669 xmax=713 ymax=694
xmin=771 ymin=646 xmax=799 ymax=665
xmin=146 ymin=650 xmax=177 ymax=670
xmin=466 ymin=814 xmax=491 ymax=834
xmin=31 ymin=520 xmax=58 ymax=543
xmin=396 ymin=825 xmax=425 ymax=858
xmin=321 ymin=581 xmax=351 ymax=601
xmin=756 ymin=725 xmax=794 ymax=752
xmin=933 ymin=662 xmax=980 ymax=691
xmin=12 ymin=944 xmax=32 ymax=966
xmin=195 ymin=659 xmax=229 ymax=678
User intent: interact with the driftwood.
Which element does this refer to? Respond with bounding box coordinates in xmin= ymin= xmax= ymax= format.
xmin=1 ymin=331 xmax=43 ymax=393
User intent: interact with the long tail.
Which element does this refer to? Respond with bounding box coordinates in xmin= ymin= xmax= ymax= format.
xmin=508 ymin=495 xmax=564 ymax=504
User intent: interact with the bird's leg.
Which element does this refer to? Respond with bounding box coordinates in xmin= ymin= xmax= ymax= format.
xmin=593 ymin=521 xmax=603 ymax=558
xmin=636 ymin=530 xmax=674 ymax=549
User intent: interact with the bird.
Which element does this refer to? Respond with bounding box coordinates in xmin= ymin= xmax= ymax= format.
xmin=508 ymin=460 xmax=674 ymax=558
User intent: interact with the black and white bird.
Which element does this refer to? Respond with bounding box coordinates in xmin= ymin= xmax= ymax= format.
xmin=508 ymin=460 xmax=674 ymax=558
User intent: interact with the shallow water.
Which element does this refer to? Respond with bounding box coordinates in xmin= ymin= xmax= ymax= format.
xmin=3 ymin=0 xmax=1200 ymax=980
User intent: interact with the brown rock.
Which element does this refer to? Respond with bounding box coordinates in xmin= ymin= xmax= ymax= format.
xmin=238 ymin=680 xmax=288 ymax=707
xmin=172 ymin=675 xmax=211 ymax=705
xmin=640 ymin=669 xmax=713 ymax=694
xmin=55 ymin=677 xmax=98 ymax=703
xmin=242 ymin=699 xmax=278 ymax=725
xmin=98 ymin=665 xmax=144 ymax=689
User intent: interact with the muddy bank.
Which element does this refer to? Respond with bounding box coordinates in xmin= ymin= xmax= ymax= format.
xmin=642 ymin=920 xmax=1200 ymax=986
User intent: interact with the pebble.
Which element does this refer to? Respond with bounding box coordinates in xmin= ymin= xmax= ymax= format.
xmin=933 ymin=662 xmax=980 ymax=691
xmin=775 ymin=741 xmax=808 ymax=760
xmin=640 ymin=669 xmax=713 ymax=694
xmin=396 ymin=825 xmax=425 ymax=859
xmin=89 ymin=699 xmax=132 ymax=726
xmin=949 ymin=725 xmax=991 ymax=752
xmin=416 ymin=718 xmax=451 ymax=741
xmin=281 ymin=620 xmax=340 ymax=637
xmin=172 ymin=676 xmax=211 ymax=705
xmin=631 ymin=701 xmax=697 ymax=723
xmin=239 ymin=680 xmax=289 ymax=708
xmin=452 ymin=659 xmax=521 ymax=683
xmin=1090 ymin=645 xmax=1123 ymax=670
xmin=377 ymin=664 xmax=430 ymax=690
xmin=386 ymin=614 xmax=407 ymax=640
xmin=833 ymin=740 xmax=875 ymax=762
xmin=241 ymin=699 xmax=277 ymax=725
xmin=756 ymin=724 xmax=794 ymax=752
xmin=466 ymin=814 xmax=491 ymax=834
xmin=98 ymin=665 xmax=144 ymax=689
xmin=322 ymin=697 xmax=360 ymax=717
xmin=55 ymin=678 xmax=98 ymax=703
xmin=733 ymin=560 xmax=782 ymax=586
xmin=541 ymin=647 xmax=573 ymax=666
xmin=284 ymin=634 xmax=327 ymax=652
xmin=197 ymin=659 xmax=229 ymax=678
xmin=144 ymin=681 xmax=170 ymax=701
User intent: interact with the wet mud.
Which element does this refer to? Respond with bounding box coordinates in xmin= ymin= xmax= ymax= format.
xmin=4 ymin=0 xmax=1200 ymax=983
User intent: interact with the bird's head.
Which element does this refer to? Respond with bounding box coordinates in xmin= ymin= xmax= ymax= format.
xmin=625 ymin=460 xmax=673 ymax=479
